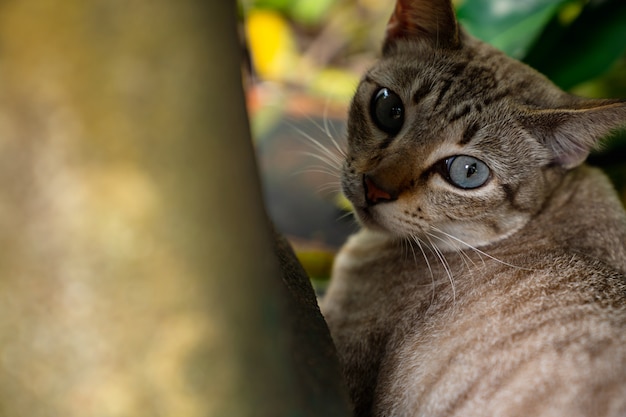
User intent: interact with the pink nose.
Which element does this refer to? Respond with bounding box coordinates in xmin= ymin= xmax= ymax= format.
xmin=364 ymin=175 xmax=396 ymax=205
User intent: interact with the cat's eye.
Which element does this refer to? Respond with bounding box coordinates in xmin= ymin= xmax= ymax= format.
xmin=445 ymin=155 xmax=491 ymax=189
xmin=370 ymin=87 xmax=404 ymax=135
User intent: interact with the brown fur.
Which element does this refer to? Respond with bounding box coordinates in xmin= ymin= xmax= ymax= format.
xmin=321 ymin=0 xmax=626 ymax=416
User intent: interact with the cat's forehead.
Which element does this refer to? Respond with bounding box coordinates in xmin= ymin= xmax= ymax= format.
xmin=364 ymin=52 xmax=449 ymax=92
xmin=358 ymin=48 xmax=535 ymax=133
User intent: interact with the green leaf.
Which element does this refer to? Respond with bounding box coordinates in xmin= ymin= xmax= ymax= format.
xmin=524 ymin=0 xmax=626 ymax=90
xmin=249 ymin=0 xmax=292 ymax=13
xmin=290 ymin=0 xmax=334 ymax=26
xmin=457 ymin=0 xmax=573 ymax=58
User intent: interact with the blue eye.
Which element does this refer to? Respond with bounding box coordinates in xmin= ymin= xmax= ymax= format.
xmin=445 ymin=155 xmax=491 ymax=189
xmin=370 ymin=87 xmax=404 ymax=135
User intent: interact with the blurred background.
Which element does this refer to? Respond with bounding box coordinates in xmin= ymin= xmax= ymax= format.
xmin=239 ymin=0 xmax=626 ymax=288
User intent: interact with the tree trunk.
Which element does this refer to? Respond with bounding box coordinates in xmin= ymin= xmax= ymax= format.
xmin=0 ymin=1 xmax=350 ymax=416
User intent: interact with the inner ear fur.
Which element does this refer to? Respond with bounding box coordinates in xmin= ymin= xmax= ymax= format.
xmin=384 ymin=0 xmax=460 ymax=53
xmin=520 ymin=99 xmax=626 ymax=169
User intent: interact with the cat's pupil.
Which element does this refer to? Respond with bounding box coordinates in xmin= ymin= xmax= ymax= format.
xmin=466 ymin=163 xmax=477 ymax=178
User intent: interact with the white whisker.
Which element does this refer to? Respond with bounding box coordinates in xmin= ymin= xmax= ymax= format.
xmin=430 ymin=226 xmax=533 ymax=271
xmin=321 ymin=102 xmax=348 ymax=158
xmin=288 ymin=123 xmax=345 ymax=168
xmin=400 ymin=236 xmax=412 ymax=263
xmin=295 ymin=154 xmax=341 ymax=177
xmin=297 ymin=145 xmax=343 ymax=169
xmin=427 ymin=230 xmax=478 ymax=272
xmin=336 ymin=209 xmax=355 ymax=222
xmin=316 ymin=182 xmax=342 ymax=195
xmin=425 ymin=233 xmax=456 ymax=303
xmin=411 ymin=235 xmax=437 ymax=305
xmin=293 ymin=164 xmax=341 ymax=178
xmin=291 ymin=108 xmax=346 ymax=154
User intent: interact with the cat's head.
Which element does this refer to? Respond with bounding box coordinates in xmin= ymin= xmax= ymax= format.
xmin=342 ymin=0 xmax=626 ymax=249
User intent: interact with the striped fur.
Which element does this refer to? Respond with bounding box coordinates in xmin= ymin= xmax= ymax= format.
xmin=321 ymin=0 xmax=626 ymax=416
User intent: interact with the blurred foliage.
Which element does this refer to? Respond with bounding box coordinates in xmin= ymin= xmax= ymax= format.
xmin=295 ymin=248 xmax=337 ymax=293
xmin=457 ymin=0 xmax=572 ymax=60
xmin=242 ymin=0 xmax=626 ymax=94
xmin=523 ymin=0 xmax=626 ymax=91
xmin=456 ymin=0 xmax=626 ymax=92
xmin=246 ymin=10 xmax=299 ymax=80
xmin=240 ymin=0 xmax=626 ymax=281
xmin=249 ymin=0 xmax=335 ymax=26
xmin=241 ymin=0 xmax=388 ymax=100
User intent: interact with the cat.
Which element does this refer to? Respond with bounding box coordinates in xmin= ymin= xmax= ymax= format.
xmin=320 ymin=0 xmax=626 ymax=416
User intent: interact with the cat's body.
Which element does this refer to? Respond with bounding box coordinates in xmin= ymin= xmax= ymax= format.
xmin=325 ymin=165 xmax=626 ymax=416
xmin=321 ymin=1 xmax=626 ymax=416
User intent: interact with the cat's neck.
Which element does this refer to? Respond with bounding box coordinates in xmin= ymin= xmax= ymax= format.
xmin=509 ymin=164 xmax=626 ymax=274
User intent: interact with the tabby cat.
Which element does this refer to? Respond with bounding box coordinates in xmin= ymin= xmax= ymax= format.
xmin=320 ymin=0 xmax=626 ymax=416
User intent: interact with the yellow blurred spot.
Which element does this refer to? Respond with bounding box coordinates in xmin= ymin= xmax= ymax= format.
xmin=296 ymin=249 xmax=335 ymax=280
xmin=246 ymin=10 xmax=298 ymax=80
xmin=311 ymin=68 xmax=361 ymax=102
xmin=558 ymin=1 xmax=583 ymax=25
xmin=334 ymin=192 xmax=354 ymax=213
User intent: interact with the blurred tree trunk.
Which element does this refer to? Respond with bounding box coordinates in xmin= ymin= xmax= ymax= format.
xmin=0 ymin=1 xmax=350 ymax=416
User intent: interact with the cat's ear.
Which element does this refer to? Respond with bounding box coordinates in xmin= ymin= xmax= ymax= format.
xmin=520 ymin=100 xmax=626 ymax=169
xmin=384 ymin=0 xmax=460 ymax=53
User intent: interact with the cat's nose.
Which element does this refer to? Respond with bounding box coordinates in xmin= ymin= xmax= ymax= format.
xmin=364 ymin=174 xmax=398 ymax=205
